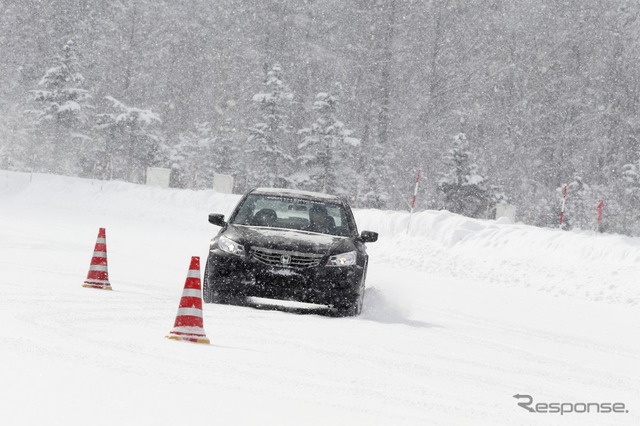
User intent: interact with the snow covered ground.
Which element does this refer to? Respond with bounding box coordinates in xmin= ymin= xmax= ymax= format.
xmin=1 ymin=170 xmax=638 ymax=426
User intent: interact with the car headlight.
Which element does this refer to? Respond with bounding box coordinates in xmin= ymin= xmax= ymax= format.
xmin=328 ymin=251 xmax=357 ymax=267
xmin=216 ymin=236 xmax=245 ymax=256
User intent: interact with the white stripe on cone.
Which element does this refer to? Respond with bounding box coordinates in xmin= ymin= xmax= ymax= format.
xmin=176 ymin=307 xmax=204 ymax=318
xmin=180 ymin=289 xmax=202 ymax=298
xmin=88 ymin=264 xmax=108 ymax=272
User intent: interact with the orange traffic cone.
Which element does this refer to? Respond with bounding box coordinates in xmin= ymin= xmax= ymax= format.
xmin=82 ymin=228 xmax=112 ymax=290
xmin=166 ymin=256 xmax=210 ymax=344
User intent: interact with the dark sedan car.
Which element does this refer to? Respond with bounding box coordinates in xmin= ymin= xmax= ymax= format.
xmin=203 ymin=188 xmax=378 ymax=316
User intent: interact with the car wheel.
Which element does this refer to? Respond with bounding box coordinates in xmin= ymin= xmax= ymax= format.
xmin=202 ymin=263 xmax=214 ymax=303
xmin=203 ymin=262 xmax=240 ymax=305
xmin=211 ymin=290 xmax=234 ymax=304
xmin=335 ymin=282 xmax=365 ymax=317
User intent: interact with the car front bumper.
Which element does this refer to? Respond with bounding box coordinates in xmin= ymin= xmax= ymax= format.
xmin=206 ymin=250 xmax=365 ymax=306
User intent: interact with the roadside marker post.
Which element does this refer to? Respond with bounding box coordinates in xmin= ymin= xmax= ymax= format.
xmin=407 ymin=168 xmax=422 ymax=235
xmin=597 ymin=200 xmax=604 ymax=233
xmin=559 ymin=184 xmax=568 ymax=228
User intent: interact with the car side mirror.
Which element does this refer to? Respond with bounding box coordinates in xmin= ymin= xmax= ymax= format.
xmin=360 ymin=230 xmax=378 ymax=243
xmin=208 ymin=213 xmax=226 ymax=227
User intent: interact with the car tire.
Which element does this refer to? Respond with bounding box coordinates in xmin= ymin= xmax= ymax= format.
xmin=202 ymin=263 xmax=214 ymax=303
xmin=203 ymin=262 xmax=239 ymax=304
xmin=335 ymin=282 xmax=365 ymax=317
xmin=211 ymin=290 xmax=235 ymax=304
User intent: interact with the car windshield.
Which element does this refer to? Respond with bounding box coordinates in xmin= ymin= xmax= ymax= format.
xmin=231 ymin=194 xmax=352 ymax=237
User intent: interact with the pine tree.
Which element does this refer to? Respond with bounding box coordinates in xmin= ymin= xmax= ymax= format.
xmin=247 ymin=64 xmax=294 ymax=187
xmin=621 ymin=161 xmax=640 ymax=235
xmin=96 ymin=96 xmax=162 ymax=183
xmin=0 ymin=105 xmax=31 ymax=171
xmin=169 ymin=128 xmax=202 ymax=189
xmin=437 ymin=133 xmax=489 ymax=218
xmin=297 ymin=92 xmax=359 ymax=195
xmin=172 ymin=122 xmax=217 ymax=189
xmin=213 ymin=118 xmax=241 ymax=177
xmin=562 ymin=176 xmax=597 ymax=230
xmin=193 ymin=122 xmax=215 ymax=188
xmin=521 ymin=183 xmax=559 ymax=228
xmin=356 ymin=123 xmax=390 ymax=209
xmin=170 ymin=121 xmax=241 ymax=190
xmin=27 ymin=39 xmax=93 ymax=175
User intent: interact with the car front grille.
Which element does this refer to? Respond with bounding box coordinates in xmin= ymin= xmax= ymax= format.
xmin=251 ymin=247 xmax=323 ymax=269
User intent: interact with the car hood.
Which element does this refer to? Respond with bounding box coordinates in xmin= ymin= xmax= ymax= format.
xmin=224 ymin=224 xmax=354 ymax=255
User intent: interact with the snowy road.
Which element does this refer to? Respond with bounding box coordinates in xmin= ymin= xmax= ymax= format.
xmin=1 ymin=171 xmax=638 ymax=425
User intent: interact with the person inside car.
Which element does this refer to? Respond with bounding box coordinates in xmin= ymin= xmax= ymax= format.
xmin=308 ymin=205 xmax=335 ymax=234
xmin=252 ymin=208 xmax=277 ymax=227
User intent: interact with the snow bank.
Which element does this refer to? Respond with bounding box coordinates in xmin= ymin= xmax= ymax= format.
xmin=0 ymin=170 xmax=241 ymax=230
xmin=355 ymin=208 xmax=640 ymax=266
xmin=355 ymin=209 xmax=640 ymax=306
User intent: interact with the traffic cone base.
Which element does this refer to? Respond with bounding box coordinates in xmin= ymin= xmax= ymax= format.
xmin=166 ymin=256 xmax=209 ymax=345
xmin=83 ymin=228 xmax=112 ymax=290
xmin=82 ymin=281 xmax=113 ymax=290
xmin=166 ymin=327 xmax=210 ymax=344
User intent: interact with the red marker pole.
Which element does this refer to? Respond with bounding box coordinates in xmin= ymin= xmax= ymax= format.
xmin=559 ymin=184 xmax=568 ymax=228
xmin=597 ymin=200 xmax=604 ymax=232
xmin=407 ymin=168 xmax=422 ymax=235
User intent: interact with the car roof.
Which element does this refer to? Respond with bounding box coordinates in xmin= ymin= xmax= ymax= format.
xmin=250 ymin=187 xmax=345 ymax=203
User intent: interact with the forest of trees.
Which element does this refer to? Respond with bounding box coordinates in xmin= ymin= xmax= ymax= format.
xmin=1 ymin=0 xmax=640 ymax=235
